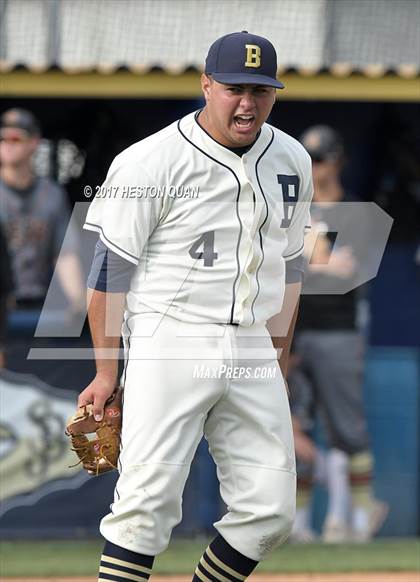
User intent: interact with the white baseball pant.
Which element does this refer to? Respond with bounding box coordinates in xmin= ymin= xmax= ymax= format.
xmin=100 ymin=313 xmax=296 ymax=561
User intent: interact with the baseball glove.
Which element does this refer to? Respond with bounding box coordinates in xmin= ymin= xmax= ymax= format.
xmin=66 ymin=387 xmax=123 ymax=476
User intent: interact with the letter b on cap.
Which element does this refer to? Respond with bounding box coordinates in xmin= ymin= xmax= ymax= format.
xmin=245 ymin=44 xmax=261 ymax=68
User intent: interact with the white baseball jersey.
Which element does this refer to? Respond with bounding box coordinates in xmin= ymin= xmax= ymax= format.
xmin=84 ymin=110 xmax=313 ymax=326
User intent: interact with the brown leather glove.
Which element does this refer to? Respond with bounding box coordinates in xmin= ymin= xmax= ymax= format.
xmin=66 ymin=387 xmax=122 ymax=476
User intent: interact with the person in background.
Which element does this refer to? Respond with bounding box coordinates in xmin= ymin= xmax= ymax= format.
xmin=0 ymin=223 xmax=14 ymax=367
xmin=0 ymin=108 xmax=84 ymax=318
xmin=289 ymin=125 xmax=388 ymax=543
xmin=288 ymin=349 xmax=327 ymax=543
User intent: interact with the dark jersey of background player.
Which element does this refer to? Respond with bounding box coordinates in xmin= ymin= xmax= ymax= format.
xmin=0 ymin=176 xmax=78 ymax=306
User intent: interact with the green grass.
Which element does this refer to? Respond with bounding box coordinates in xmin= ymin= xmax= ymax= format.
xmin=0 ymin=539 xmax=418 ymax=576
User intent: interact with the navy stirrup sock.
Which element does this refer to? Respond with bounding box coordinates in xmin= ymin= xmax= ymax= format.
xmin=192 ymin=534 xmax=258 ymax=581
xmin=99 ymin=540 xmax=154 ymax=581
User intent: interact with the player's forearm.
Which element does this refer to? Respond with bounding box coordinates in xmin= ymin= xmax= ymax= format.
xmin=56 ymin=252 xmax=85 ymax=309
xmin=277 ymin=298 xmax=299 ymax=379
xmin=87 ymin=288 xmax=126 ymax=382
xmin=267 ymin=282 xmax=301 ymax=378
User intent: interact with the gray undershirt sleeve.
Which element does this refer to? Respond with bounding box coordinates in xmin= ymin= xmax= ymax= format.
xmin=285 ymin=254 xmax=305 ymax=284
xmin=88 ymin=241 xmax=303 ymax=292
xmin=87 ymin=239 xmax=135 ymax=292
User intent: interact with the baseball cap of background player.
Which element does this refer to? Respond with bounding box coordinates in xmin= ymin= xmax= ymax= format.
xmin=0 ymin=108 xmax=41 ymax=138
xmin=300 ymin=125 xmax=344 ymax=163
xmin=205 ymin=31 xmax=284 ymax=89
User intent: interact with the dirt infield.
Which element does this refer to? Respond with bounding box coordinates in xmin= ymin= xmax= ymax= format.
xmin=4 ymin=574 xmax=419 ymax=582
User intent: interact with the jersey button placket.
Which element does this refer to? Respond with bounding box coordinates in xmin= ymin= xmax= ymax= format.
xmin=242 ymin=157 xmax=249 ymax=178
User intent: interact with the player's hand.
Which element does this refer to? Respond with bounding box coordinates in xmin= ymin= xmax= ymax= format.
xmin=78 ymin=374 xmax=117 ymax=421
xmin=310 ymin=245 xmax=357 ymax=279
xmin=292 ymin=417 xmax=316 ymax=464
xmin=64 ymin=297 xmax=86 ymax=327
xmin=294 ymin=429 xmax=316 ymax=464
xmin=327 ymin=246 xmax=357 ymax=278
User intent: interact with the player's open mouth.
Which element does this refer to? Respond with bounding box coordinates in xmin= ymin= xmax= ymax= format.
xmin=234 ymin=114 xmax=255 ymax=128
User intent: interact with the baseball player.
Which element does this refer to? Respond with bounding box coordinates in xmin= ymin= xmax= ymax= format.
xmin=80 ymin=31 xmax=313 ymax=581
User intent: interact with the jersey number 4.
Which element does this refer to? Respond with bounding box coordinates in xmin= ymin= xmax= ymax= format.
xmin=189 ymin=231 xmax=218 ymax=267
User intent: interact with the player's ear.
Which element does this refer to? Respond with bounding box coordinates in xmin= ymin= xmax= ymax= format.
xmin=201 ymin=73 xmax=212 ymax=101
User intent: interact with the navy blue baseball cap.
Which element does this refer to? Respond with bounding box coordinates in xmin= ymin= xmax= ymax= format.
xmin=0 ymin=108 xmax=41 ymax=136
xmin=205 ymin=31 xmax=284 ymax=89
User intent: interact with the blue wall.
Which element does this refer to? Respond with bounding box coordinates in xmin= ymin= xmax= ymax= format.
xmin=370 ymin=244 xmax=420 ymax=348
xmin=365 ymin=347 xmax=419 ymax=535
